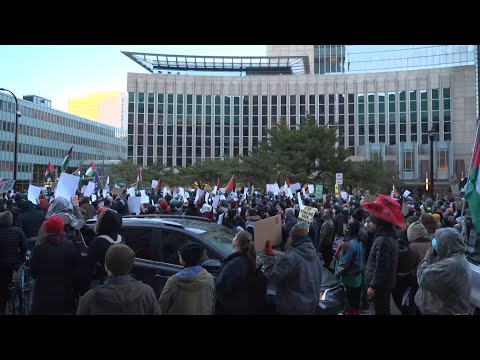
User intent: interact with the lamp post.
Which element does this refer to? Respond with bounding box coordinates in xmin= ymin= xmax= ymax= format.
xmin=428 ymin=128 xmax=436 ymax=199
xmin=0 ymin=88 xmax=21 ymax=184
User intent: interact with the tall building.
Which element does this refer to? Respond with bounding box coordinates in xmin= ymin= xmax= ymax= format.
xmin=124 ymin=46 xmax=478 ymax=191
xmin=0 ymin=93 xmax=127 ymax=190
xmin=68 ymin=91 xmax=127 ymax=129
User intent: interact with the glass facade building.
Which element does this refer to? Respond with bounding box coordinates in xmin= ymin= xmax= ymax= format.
xmin=0 ymin=93 xmax=127 ymax=189
xmin=126 ymin=45 xmax=478 ymax=189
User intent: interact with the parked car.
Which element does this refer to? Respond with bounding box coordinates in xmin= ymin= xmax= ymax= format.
xmin=83 ymin=214 xmax=346 ymax=314
xmin=466 ymin=251 xmax=480 ymax=315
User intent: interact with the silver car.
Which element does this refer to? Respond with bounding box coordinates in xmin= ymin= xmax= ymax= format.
xmin=467 ymin=252 xmax=480 ymax=315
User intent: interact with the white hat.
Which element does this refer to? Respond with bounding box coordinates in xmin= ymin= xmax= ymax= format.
xmin=201 ymin=204 xmax=212 ymax=214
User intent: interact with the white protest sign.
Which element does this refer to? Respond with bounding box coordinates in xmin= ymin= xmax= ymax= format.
xmin=212 ymin=195 xmax=221 ymax=210
xmin=27 ymin=185 xmax=41 ymax=204
xmin=286 ymin=187 xmax=293 ymax=199
xmin=80 ymin=185 xmax=86 ymax=194
xmin=403 ymin=190 xmax=411 ymax=199
xmin=0 ymin=180 xmax=15 ymax=194
xmin=302 ymin=187 xmax=306 ymax=196
xmin=290 ymin=183 xmax=301 ymax=192
xmin=243 ymin=187 xmax=248 ymax=196
xmin=55 ymin=173 xmax=80 ymax=201
xmin=91 ymin=193 xmax=97 ymax=202
xmin=341 ymin=191 xmax=348 ymax=200
xmin=103 ymin=190 xmax=109 ymax=198
xmin=308 ymin=184 xmax=314 ymax=194
xmin=41 ymin=187 xmax=48 ymax=194
xmin=298 ymin=205 xmax=318 ymax=225
xmin=336 ymin=173 xmax=343 ymax=185
xmin=212 ymin=186 xmax=217 ymax=195
xmin=273 ymin=183 xmax=280 ymax=195
xmin=151 ymin=180 xmax=158 ymax=189
xmin=163 ymin=186 xmax=168 ymax=197
xmin=297 ymin=192 xmax=304 ymax=209
xmin=266 ymin=184 xmax=274 ymax=193
xmin=83 ymin=182 xmax=96 ymax=197
xmin=184 ymin=192 xmax=190 ymax=200
xmin=205 ymin=192 xmax=210 ymax=204
xmin=194 ymin=189 xmax=205 ymax=204
xmin=140 ymin=190 xmax=150 ymax=204
xmin=128 ymin=196 xmax=141 ymax=215
xmin=179 ymin=187 xmax=185 ymax=197
xmin=127 ymin=187 xmax=136 ymax=198
xmin=220 ymin=195 xmax=226 ymax=201
xmin=217 ymin=212 xmax=225 ymax=225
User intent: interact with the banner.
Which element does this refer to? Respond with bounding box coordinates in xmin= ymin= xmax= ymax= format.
xmin=0 ymin=180 xmax=15 ymax=194
xmin=315 ymin=184 xmax=323 ymax=199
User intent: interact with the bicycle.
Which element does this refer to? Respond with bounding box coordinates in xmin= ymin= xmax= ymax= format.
xmin=7 ymin=250 xmax=32 ymax=315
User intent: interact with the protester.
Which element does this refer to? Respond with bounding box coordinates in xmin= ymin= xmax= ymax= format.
xmin=15 ymin=200 xmax=45 ymax=250
xmin=159 ymin=243 xmax=215 ymax=315
xmin=200 ymin=204 xmax=213 ymax=222
xmin=0 ymin=211 xmax=27 ymax=314
xmin=79 ymin=196 xmax=96 ymax=220
xmin=30 ymin=216 xmax=80 ymax=315
xmin=263 ymin=222 xmax=322 ymax=315
xmin=414 ymin=228 xmax=471 ymax=315
xmin=318 ymin=208 xmax=335 ymax=266
xmin=461 ymin=216 xmax=478 ymax=253
xmin=77 ymin=244 xmax=160 ymax=315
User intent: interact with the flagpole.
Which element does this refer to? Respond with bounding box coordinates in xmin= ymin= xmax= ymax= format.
xmin=461 ymin=119 xmax=480 ymax=220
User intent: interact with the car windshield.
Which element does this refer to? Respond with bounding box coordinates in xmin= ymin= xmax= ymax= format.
xmin=201 ymin=228 xmax=236 ymax=257
xmin=467 ymin=251 xmax=480 ymax=266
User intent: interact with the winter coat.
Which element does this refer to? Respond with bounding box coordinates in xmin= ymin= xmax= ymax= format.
xmin=245 ymin=215 xmax=262 ymax=242
xmin=357 ymin=225 xmax=369 ymax=261
xmin=184 ymin=206 xmax=202 ymax=217
xmin=159 ymin=266 xmax=215 ymax=315
xmin=414 ymin=228 xmax=471 ymax=315
xmin=15 ymin=202 xmax=45 ymax=239
xmin=214 ymin=252 xmax=260 ymax=315
xmin=0 ymin=212 xmax=27 ymax=265
xmin=263 ymin=235 xmax=322 ymax=315
xmin=337 ymin=238 xmax=365 ymax=278
xmin=461 ymin=224 xmax=478 ymax=252
xmin=364 ymin=226 xmax=400 ymax=291
xmin=30 ymin=235 xmax=80 ymax=315
xmin=76 ymin=274 xmax=160 ymax=315
xmin=319 ymin=218 xmax=335 ymax=251
xmin=333 ymin=213 xmax=345 ymax=236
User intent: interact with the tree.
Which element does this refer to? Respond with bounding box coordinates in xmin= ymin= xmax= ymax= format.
xmin=343 ymin=159 xmax=399 ymax=195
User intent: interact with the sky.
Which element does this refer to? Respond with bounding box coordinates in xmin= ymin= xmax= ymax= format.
xmin=0 ymin=45 xmax=266 ymax=112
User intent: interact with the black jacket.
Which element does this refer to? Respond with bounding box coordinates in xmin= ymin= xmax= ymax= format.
xmin=87 ymin=236 xmax=114 ymax=281
xmin=214 ymin=252 xmax=260 ymax=315
xmin=30 ymin=235 xmax=80 ymax=315
xmin=333 ymin=213 xmax=345 ymax=236
xmin=0 ymin=224 xmax=26 ymax=265
xmin=15 ymin=203 xmax=45 ymax=239
xmin=364 ymin=226 xmax=400 ymax=291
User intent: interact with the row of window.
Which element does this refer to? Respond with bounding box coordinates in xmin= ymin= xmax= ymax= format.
xmin=0 ymin=99 xmax=125 ymax=139
xmin=0 ymin=120 xmax=126 ymax=154
xmin=0 ymin=161 xmax=32 ymax=173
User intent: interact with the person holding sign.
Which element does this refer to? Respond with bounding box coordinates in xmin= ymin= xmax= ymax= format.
xmin=263 ymin=223 xmax=323 ymax=315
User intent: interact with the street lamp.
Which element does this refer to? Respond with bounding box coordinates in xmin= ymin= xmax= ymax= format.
xmin=0 ymin=88 xmax=21 ymax=184
xmin=428 ymin=128 xmax=436 ymax=199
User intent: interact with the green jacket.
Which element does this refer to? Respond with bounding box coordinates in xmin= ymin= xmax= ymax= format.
xmin=159 ymin=267 xmax=215 ymax=315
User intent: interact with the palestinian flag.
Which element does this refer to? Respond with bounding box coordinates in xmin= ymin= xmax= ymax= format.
xmin=129 ymin=182 xmax=137 ymax=189
xmin=248 ymin=176 xmax=253 ymax=195
xmin=465 ymin=124 xmax=480 ymax=230
xmin=155 ymin=179 xmax=161 ymax=195
xmin=104 ymin=176 xmax=110 ymax=193
xmin=137 ymin=167 xmax=142 ymax=183
xmin=45 ymin=162 xmax=55 ymax=182
xmin=284 ymin=178 xmax=290 ymax=188
xmin=60 ymin=146 xmax=73 ymax=173
xmin=114 ymin=179 xmax=122 ymax=188
xmin=225 ymin=175 xmax=235 ymax=194
xmin=85 ymin=163 xmax=97 ymax=177
xmin=72 ymin=168 xmax=81 ymax=177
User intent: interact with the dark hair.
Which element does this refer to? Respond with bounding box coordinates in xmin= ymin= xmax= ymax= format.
xmin=236 ymin=230 xmax=256 ymax=269
xmin=420 ymin=213 xmax=438 ymax=234
xmin=347 ymin=219 xmax=361 ymax=236
xmin=180 ymin=243 xmax=205 ymax=267
xmin=368 ymin=214 xmax=392 ymax=228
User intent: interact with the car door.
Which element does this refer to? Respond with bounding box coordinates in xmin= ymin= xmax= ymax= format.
xmin=120 ymin=225 xmax=179 ymax=298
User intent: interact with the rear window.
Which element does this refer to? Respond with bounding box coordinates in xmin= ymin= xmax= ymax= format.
xmin=201 ymin=228 xmax=236 ymax=257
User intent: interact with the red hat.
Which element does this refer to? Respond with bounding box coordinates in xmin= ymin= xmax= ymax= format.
xmin=159 ymin=201 xmax=169 ymax=210
xmin=97 ymin=206 xmax=107 ymax=216
xmin=44 ymin=216 xmax=64 ymax=235
xmin=361 ymin=194 xmax=405 ymax=228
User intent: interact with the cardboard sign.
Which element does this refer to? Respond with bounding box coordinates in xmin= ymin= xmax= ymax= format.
xmin=290 ymin=183 xmax=301 ymax=192
xmin=253 ymin=215 xmax=282 ymax=252
xmin=27 ymin=185 xmax=41 ymax=204
xmin=315 ymin=184 xmax=323 ymax=199
xmin=83 ymin=182 xmax=96 ymax=197
xmin=111 ymin=187 xmax=124 ymax=196
xmin=298 ymin=205 xmax=318 ymax=225
xmin=0 ymin=180 xmax=15 ymax=194
xmin=55 ymin=173 xmax=80 ymax=200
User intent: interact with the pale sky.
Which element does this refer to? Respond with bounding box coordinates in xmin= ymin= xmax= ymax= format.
xmin=0 ymin=45 xmax=266 ymax=112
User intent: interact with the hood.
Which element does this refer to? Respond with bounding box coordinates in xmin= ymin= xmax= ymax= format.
xmin=94 ymin=275 xmax=146 ymax=306
xmin=0 ymin=211 xmax=13 ymax=226
xmin=95 ymin=209 xmax=122 ymax=238
xmin=290 ymin=236 xmax=317 ymax=260
xmin=435 ymin=227 xmax=466 ymax=258
xmin=285 ymin=208 xmax=295 ymax=220
xmin=407 ymin=220 xmax=429 ymax=243
xmin=174 ymin=268 xmax=212 ymax=292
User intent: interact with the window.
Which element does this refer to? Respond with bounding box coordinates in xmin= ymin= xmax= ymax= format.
xmin=404 ymin=151 xmax=414 ymax=172
xmin=121 ymin=227 xmax=160 ymax=261
xmin=443 ymin=88 xmax=451 ymax=141
xmin=410 ymin=90 xmax=417 ymax=142
xmin=438 ymin=149 xmax=448 ymax=172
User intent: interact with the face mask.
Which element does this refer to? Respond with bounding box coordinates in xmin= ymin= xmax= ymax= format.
xmin=431 ymin=238 xmax=438 ymax=250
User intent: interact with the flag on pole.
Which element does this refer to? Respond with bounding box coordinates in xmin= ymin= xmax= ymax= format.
xmin=60 ymin=146 xmax=73 ymax=173
xmin=85 ymin=163 xmax=97 ymax=177
xmin=137 ymin=167 xmax=142 ymax=183
xmin=155 ymin=179 xmax=162 ymax=195
xmin=104 ymin=176 xmax=110 ymax=192
xmin=94 ymin=173 xmax=101 ymax=192
xmin=465 ymin=123 xmax=480 ymax=230
xmin=215 ymin=178 xmax=220 ymax=195
xmin=72 ymin=168 xmax=81 ymax=177
xmin=225 ymin=175 xmax=235 ymax=194
xmin=129 ymin=182 xmax=137 ymax=189
xmin=114 ymin=179 xmax=122 ymax=188
xmin=45 ymin=162 xmax=55 ymax=182
xmin=248 ymin=176 xmax=253 ymax=195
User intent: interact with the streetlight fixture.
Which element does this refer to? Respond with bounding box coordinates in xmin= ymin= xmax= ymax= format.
xmin=0 ymin=88 xmax=21 ymax=184
xmin=428 ymin=128 xmax=436 ymax=199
